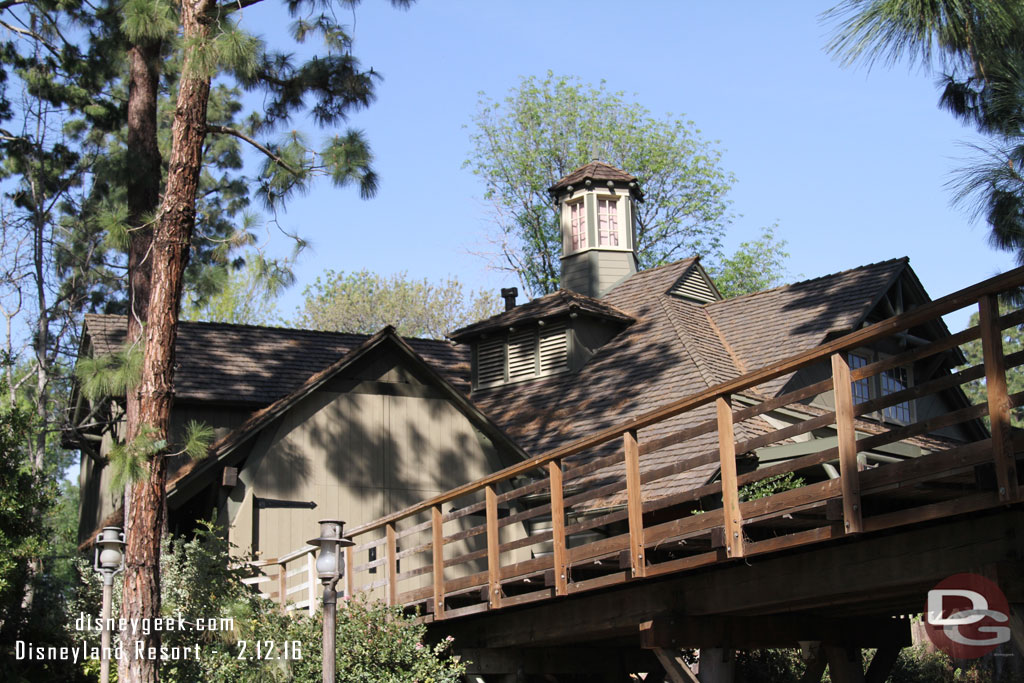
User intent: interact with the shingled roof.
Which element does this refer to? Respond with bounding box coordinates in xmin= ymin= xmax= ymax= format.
xmin=468 ymin=257 xmax=915 ymax=504
xmin=82 ymin=314 xmax=471 ymax=404
xmin=548 ymin=161 xmax=644 ymax=199
xmin=79 ymin=256 xmax=918 ymax=513
xmin=447 ymin=289 xmax=635 ymax=342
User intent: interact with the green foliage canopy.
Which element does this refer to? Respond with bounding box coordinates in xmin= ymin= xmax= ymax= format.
xmin=465 ymin=72 xmax=736 ymax=296
xmin=294 ymin=269 xmax=502 ymax=339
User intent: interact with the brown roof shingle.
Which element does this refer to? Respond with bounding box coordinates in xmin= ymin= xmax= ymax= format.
xmin=548 ymin=161 xmax=643 ymax=198
xmin=82 ymin=314 xmax=470 ymax=404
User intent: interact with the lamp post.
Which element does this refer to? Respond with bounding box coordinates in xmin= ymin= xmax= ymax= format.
xmin=308 ymin=519 xmax=354 ymax=683
xmin=93 ymin=526 xmax=125 ymax=683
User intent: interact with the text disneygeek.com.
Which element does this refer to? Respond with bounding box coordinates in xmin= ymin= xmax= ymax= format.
xmin=14 ymin=612 xmax=304 ymax=662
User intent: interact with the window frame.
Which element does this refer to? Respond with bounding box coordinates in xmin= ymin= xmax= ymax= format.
xmin=847 ymin=349 xmax=914 ymax=425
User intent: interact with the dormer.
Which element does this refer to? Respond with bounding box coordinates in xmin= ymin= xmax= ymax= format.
xmin=548 ymin=161 xmax=643 ymax=298
xmin=449 ymin=290 xmax=634 ymax=391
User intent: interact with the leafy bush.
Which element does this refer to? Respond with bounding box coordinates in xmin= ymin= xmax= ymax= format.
xmin=156 ymin=522 xmax=464 ymax=682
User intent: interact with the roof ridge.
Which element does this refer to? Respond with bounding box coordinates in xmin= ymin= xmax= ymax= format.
xmin=83 ymin=313 xmax=455 ymax=346
xmin=658 ymin=296 xmax=717 ymax=390
xmin=704 ymin=257 xmax=909 ymax=307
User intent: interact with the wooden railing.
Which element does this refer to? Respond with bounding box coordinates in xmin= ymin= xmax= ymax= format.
xmin=306 ymin=267 xmax=1024 ymax=619
xmin=243 ymin=545 xmax=318 ymax=613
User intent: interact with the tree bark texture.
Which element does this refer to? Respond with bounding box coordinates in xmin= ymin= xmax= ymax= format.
xmin=118 ymin=38 xmax=163 ymax=683
xmin=119 ymin=2 xmax=212 ymax=679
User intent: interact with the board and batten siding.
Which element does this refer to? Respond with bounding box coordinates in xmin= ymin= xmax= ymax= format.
xmin=228 ymin=350 xmax=515 ymax=590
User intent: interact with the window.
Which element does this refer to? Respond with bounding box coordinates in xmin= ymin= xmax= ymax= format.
xmin=570 ymin=201 xmax=586 ymax=251
xmin=473 ymin=323 xmax=569 ymax=388
xmin=597 ymin=198 xmax=618 ymax=246
xmin=847 ymin=350 xmax=912 ymax=423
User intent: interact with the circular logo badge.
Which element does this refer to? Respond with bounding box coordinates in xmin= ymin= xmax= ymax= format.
xmin=924 ymin=573 xmax=1011 ymax=659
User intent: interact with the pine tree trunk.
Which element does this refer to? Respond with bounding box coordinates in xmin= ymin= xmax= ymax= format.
xmin=119 ymin=2 xmax=212 ymax=679
xmin=118 ymin=38 xmax=162 ymax=683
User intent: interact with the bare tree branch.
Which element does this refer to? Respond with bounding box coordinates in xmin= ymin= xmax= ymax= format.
xmin=205 ymin=124 xmax=301 ymax=175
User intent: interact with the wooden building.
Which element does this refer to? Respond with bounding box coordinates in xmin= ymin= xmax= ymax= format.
xmin=73 ymin=161 xmax=984 ymax=627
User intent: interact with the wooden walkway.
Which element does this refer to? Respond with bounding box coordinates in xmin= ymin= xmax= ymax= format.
xmin=255 ymin=267 xmax=1024 ymax=679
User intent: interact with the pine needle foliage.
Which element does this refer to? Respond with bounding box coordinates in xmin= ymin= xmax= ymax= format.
xmin=74 ymin=342 xmax=144 ymax=402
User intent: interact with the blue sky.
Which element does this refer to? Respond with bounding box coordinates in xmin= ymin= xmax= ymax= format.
xmin=240 ymin=1 xmax=1016 ymax=331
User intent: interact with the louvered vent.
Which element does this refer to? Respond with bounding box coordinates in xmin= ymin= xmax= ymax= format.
xmin=538 ymin=323 xmax=568 ymax=375
xmin=476 ymin=338 xmax=506 ymax=387
xmin=507 ymin=329 xmax=537 ymax=382
xmin=669 ymin=268 xmax=718 ymax=303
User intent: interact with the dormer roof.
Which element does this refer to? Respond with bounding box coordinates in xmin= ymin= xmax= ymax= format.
xmin=548 ymin=161 xmax=644 ymax=199
xmin=447 ymin=289 xmax=635 ymax=342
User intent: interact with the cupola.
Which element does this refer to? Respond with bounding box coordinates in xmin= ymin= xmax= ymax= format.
xmin=548 ymin=161 xmax=643 ymax=298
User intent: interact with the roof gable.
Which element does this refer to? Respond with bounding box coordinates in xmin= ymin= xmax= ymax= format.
xmin=167 ymin=326 xmax=527 ymax=501
xmin=705 ymin=257 xmax=908 ymax=395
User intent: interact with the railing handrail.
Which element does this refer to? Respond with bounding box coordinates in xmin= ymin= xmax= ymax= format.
xmin=345 ymin=265 xmax=1024 ymax=538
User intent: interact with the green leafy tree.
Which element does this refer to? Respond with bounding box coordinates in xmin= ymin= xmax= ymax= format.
xmin=295 ymin=269 xmax=502 ymax=339
xmin=181 ymin=253 xmax=296 ymax=326
xmin=960 ymin=305 xmax=1024 ymax=427
xmin=707 ymin=224 xmax=791 ymax=298
xmin=465 ymin=72 xmax=737 ymax=296
xmin=824 ymin=1 xmax=1024 ymax=265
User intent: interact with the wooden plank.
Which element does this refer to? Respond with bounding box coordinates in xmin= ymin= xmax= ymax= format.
xmin=431 ymin=505 xmax=445 ymax=620
xmin=624 ymin=429 xmax=647 ymax=577
xmin=980 ymin=294 xmax=1019 ymax=502
xmin=861 ymin=492 xmax=999 ymax=533
xmin=485 ymin=484 xmax=502 ymax=609
xmin=548 ymin=460 xmax=568 ymax=596
xmin=306 ymin=551 xmax=315 ymax=612
xmin=278 ymin=565 xmax=287 ymax=610
xmin=347 ymin=266 xmax=1024 ymax=538
xmin=386 ymin=523 xmax=397 ymax=606
xmin=832 ymin=353 xmax=863 ymax=534
xmin=717 ymin=396 xmax=744 ymax=558
xmin=653 ymin=648 xmax=699 ymax=683
xmin=344 ymin=545 xmax=354 ymax=597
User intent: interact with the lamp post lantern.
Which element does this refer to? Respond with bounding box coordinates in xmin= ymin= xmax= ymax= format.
xmin=308 ymin=519 xmax=354 ymax=683
xmin=93 ymin=526 xmax=125 ymax=683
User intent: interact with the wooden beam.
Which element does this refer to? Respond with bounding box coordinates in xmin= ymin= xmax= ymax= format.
xmin=653 ymin=649 xmax=699 ymax=683
xmin=278 ymin=564 xmax=287 ymax=611
xmin=979 ymin=294 xmax=1019 ymax=502
xmin=344 ymin=544 xmax=354 ymax=598
xmin=717 ymin=396 xmax=744 ymax=558
xmin=548 ymin=460 xmax=568 ymax=596
xmin=831 ymin=353 xmax=863 ymax=534
xmin=864 ymin=646 xmax=900 ymax=683
xmin=486 ymin=484 xmax=502 ymax=609
xmin=431 ymin=505 xmax=445 ymax=619
xmin=823 ymin=645 xmax=864 ymax=683
xmin=624 ymin=429 xmax=647 ymax=577
xmin=430 ymin=510 xmax=1022 ymax=649
xmin=386 ymin=523 xmax=397 ymax=606
xmin=639 ymin=616 xmax=910 ymax=650
xmin=697 ymin=648 xmax=734 ymax=683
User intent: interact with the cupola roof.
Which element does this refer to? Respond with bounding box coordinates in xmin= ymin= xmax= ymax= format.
xmin=548 ymin=161 xmax=644 ymax=199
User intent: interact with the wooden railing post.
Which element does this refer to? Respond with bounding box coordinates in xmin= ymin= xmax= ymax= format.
xmin=386 ymin=524 xmax=398 ymax=606
xmin=979 ymin=295 xmax=1019 ymax=502
xmin=485 ymin=485 xmax=502 ymax=608
xmin=831 ymin=353 xmax=864 ymax=533
xmin=431 ymin=505 xmax=446 ymax=619
xmin=344 ymin=544 xmax=354 ymax=599
xmin=716 ymin=396 xmax=745 ymax=558
xmin=624 ymin=429 xmax=647 ymax=577
xmin=548 ymin=459 xmax=568 ymax=595
xmin=278 ymin=561 xmax=287 ymax=611
xmin=306 ymin=550 xmax=315 ymax=613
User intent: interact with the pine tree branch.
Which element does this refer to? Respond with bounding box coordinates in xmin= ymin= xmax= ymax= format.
xmin=205 ymin=124 xmax=300 ymax=175
xmin=0 ymin=19 xmax=60 ymax=57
